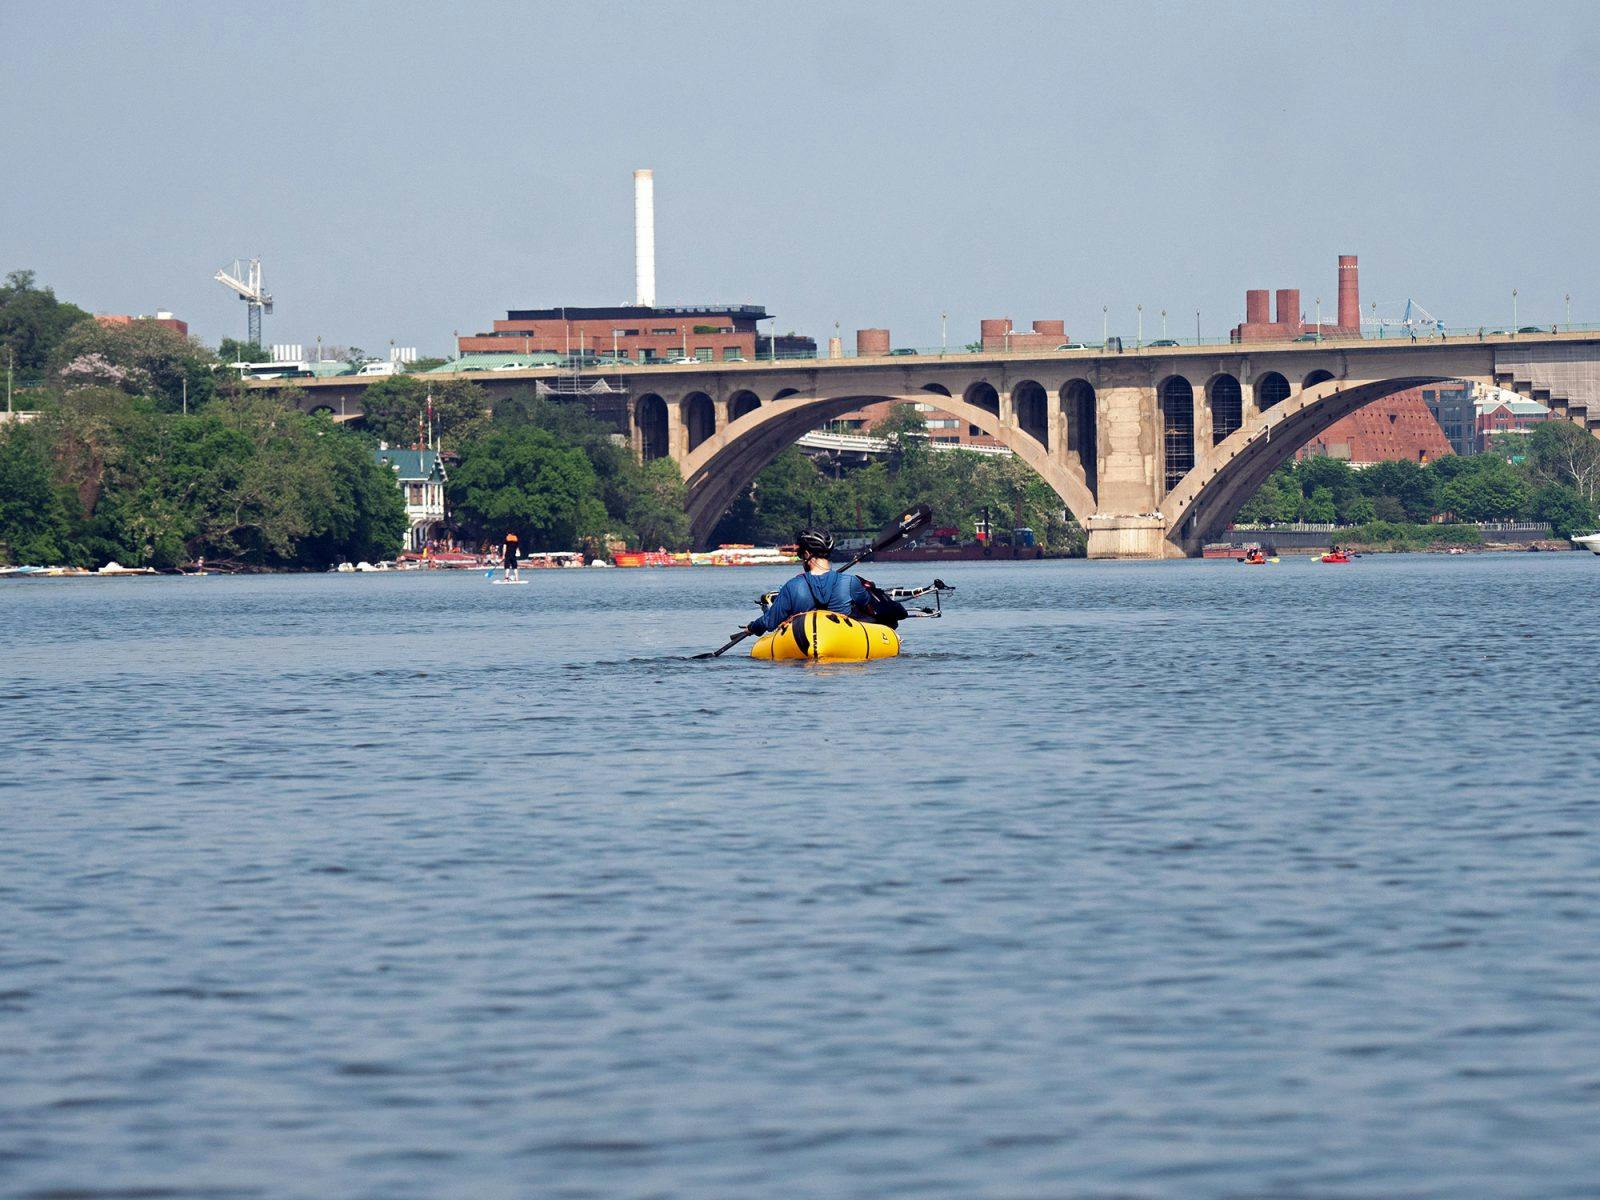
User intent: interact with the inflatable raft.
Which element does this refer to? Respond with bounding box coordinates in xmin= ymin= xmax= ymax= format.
xmin=750 ymin=610 xmax=901 ymax=661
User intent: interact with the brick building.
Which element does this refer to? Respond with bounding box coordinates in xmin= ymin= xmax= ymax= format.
xmin=1297 ymin=386 xmax=1453 ymax=465
xmin=95 ymin=311 xmax=189 ymax=338
xmin=1476 ymin=390 xmax=1550 ymax=447
xmin=457 ymin=304 xmax=814 ymax=363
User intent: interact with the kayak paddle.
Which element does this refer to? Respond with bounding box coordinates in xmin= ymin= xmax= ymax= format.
xmin=693 ymin=504 xmax=934 ymax=659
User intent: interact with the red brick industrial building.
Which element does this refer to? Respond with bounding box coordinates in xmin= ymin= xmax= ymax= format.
xmin=95 ymin=311 xmax=189 ymax=338
xmin=1297 ymin=386 xmax=1453 ymax=465
xmin=457 ymin=304 xmax=814 ymax=362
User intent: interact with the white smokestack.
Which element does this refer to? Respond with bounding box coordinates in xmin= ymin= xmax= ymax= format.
xmin=633 ymin=168 xmax=656 ymax=308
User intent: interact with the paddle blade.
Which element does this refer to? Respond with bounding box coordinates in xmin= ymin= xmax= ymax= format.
xmin=872 ymin=504 xmax=932 ymax=554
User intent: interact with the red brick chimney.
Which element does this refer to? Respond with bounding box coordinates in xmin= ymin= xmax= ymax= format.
xmin=1338 ymin=255 xmax=1359 ymax=334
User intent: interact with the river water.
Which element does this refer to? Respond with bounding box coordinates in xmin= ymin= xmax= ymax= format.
xmin=4 ymin=555 xmax=1599 ymax=1199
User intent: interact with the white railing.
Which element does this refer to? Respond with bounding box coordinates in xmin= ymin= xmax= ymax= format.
xmin=795 ymin=430 xmax=1012 ymax=457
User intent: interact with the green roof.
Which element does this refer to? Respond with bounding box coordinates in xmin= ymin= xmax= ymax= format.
xmin=374 ymin=448 xmax=446 ymax=482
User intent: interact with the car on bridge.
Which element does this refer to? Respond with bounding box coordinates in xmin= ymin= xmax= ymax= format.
xmin=1149 ymin=338 xmax=1179 ymax=347
xmin=888 ymin=348 xmax=918 ymax=356
xmin=1055 ymin=342 xmax=1088 ymax=351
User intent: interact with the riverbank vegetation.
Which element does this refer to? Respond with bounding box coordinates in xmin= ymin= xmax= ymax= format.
xmin=710 ymin=404 xmax=1085 ymax=554
xmin=1236 ymin=423 xmax=1599 ymax=538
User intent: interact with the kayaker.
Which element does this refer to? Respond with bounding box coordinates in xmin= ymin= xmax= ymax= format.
xmin=503 ymin=533 xmax=521 ymax=581
xmin=743 ymin=528 xmax=881 ymax=637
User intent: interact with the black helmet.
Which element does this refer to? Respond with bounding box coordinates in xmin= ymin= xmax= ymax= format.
xmin=795 ymin=528 xmax=834 ymax=557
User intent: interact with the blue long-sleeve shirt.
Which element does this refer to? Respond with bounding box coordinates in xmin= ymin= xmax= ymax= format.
xmin=750 ymin=569 xmax=869 ymax=633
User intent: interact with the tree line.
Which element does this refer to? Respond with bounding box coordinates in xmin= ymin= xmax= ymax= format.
xmin=1236 ymin=424 xmax=1599 ymax=538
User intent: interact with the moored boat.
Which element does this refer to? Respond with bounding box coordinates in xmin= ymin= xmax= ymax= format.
xmin=1571 ymin=532 xmax=1600 ymax=555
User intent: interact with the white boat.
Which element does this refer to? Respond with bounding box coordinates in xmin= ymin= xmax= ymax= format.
xmin=1571 ymin=532 xmax=1600 ymax=555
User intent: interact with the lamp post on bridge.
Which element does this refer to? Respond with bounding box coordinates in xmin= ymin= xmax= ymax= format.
xmin=941 ymin=311 xmax=947 ymax=356
xmin=1102 ymin=306 xmax=1108 ymax=345
xmin=1194 ymin=311 xmax=1200 ymax=346
xmin=1565 ymin=293 xmax=1571 ymax=330
xmin=1136 ymin=303 xmax=1143 ymax=349
xmin=1512 ymin=288 xmax=1518 ymax=334
xmin=1315 ymin=297 xmax=1322 ymax=343
xmin=1161 ymin=309 xmax=1167 ymax=340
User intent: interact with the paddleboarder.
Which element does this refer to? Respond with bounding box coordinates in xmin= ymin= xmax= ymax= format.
xmin=502 ymin=533 xmax=521 ymax=582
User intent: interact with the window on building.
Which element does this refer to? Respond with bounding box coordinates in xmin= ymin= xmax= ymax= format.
xmin=695 ymin=348 xmax=713 ymax=361
xmin=969 ymin=425 xmax=981 ymax=437
xmin=408 ymin=484 xmax=424 ymax=505
xmin=722 ymin=346 xmax=742 ymax=360
xmin=651 ymin=328 xmax=676 ymax=336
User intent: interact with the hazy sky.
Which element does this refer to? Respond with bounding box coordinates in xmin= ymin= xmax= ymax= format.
xmin=3 ymin=1 xmax=1597 ymax=355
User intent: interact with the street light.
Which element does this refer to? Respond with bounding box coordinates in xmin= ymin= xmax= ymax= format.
xmin=1137 ymin=303 xmax=1143 ymax=348
xmin=1315 ymin=297 xmax=1322 ymax=342
xmin=1102 ymin=305 xmax=1108 ymax=344
xmin=940 ymin=311 xmax=947 ymax=355
xmin=1512 ymin=288 xmax=1518 ymax=332
xmin=1194 ymin=311 xmax=1200 ymax=345
xmin=1565 ymin=293 xmax=1571 ymax=329
xmin=1160 ymin=309 xmax=1167 ymax=339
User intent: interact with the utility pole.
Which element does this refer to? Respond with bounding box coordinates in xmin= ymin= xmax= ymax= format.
xmin=6 ymin=348 xmax=13 ymax=415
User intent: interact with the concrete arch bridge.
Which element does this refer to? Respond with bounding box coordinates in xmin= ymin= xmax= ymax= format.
xmin=271 ymin=333 xmax=1600 ymax=558
xmin=622 ymin=334 xmax=1600 ymax=557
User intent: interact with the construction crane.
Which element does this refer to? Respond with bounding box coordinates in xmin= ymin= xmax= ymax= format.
xmin=1362 ymin=298 xmax=1445 ymax=338
xmin=214 ymin=258 xmax=273 ymax=346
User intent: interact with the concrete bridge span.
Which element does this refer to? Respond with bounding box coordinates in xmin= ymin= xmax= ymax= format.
xmin=273 ymin=331 xmax=1600 ymax=557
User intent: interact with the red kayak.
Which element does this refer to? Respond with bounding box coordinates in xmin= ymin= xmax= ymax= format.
xmin=1320 ymin=552 xmax=1352 ymax=564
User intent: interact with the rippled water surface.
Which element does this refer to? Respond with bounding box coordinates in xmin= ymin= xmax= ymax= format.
xmin=5 ymin=555 xmax=1600 ymax=1199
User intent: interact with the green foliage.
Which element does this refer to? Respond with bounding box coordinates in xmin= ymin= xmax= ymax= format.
xmin=360 ymin=375 xmax=487 ymax=454
xmin=217 ymin=337 xmax=272 ymax=364
xmin=3 ymin=388 xmax=405 ymax=569
xmin=52 ymin=317 xmax=217 ymax=412
xmin=480 ymin=393 xmax=693 ymax=550
xmin=1438 ymin=456 xmax=1527 ymax=521
xmin=0 ymin=269 xmax=92 ymax=373
xmin=710 ymin=442 xmax=1082 ymax=555
xmin=0 ymin=423 xmax=75 ymax=563
xmin=1525 ymin=483 xmax=1596 ymax=539
xmin=448 ymin=426 xmax=608 ymax=550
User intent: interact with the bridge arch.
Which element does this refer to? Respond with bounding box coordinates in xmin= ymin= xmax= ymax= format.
xmin=1062 ymin=379 xmax=1097 ymax=499
xmin=1207 ymin=373 xmax=1243 ymax=445
xmin=684 ymin=392 xmax=716 ymax=452
xmin=1162 ymin=375 xmax=1450 ymax=551
xmin=729 ymin=389 xmax=760 ymax=421
xmin=921 ymin=383 xmax=952 ymax=397
xmin=677 ymin=385 xmax=1097 ymax=547
xmin=1255 ymin=371 xmax=1290 ymax=410
xmin=637 ymin=393 xmax=668 ymax=460
xmin=1014 ymin=380 xmax=1048 ymax=447
xmin=773 ymin=387 xmax=802 ymax=401
xmin=1303 ymin=368 xmax=1335 ymax=391
xmin=966 ymin=381 xmax=1000 ymax=417
xmin=1158 ymin=376 xmax=1195 ymax=493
